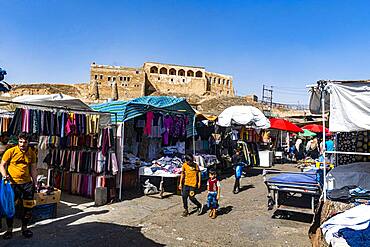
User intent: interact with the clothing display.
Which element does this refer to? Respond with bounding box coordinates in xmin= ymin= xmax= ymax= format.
xmin=194 ymin=154 xmax=219 ymax=168
xmin=140 ymin=156 xmax=183 ymax=176
xmin=0 ymin=116 xmax=12 ymax=135
xmin=321 ymin=204 xmax=370 ymax=246
xmin=42 ymin=148 xmax=118 ymax=175
xmin=336 ymin=131 xmax=369 ymax=165
xmin=8 ymin=108 xmax=101 ymax=136
xmin=57 ymin=171 xmax=115 ymax=199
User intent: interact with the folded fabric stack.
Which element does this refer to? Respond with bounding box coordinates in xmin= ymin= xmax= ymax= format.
xmin=194 ymin=154 xmax=219 ymax=168
xmin=321 ymin=204 xmax=370 ymax=246
xmin=122 ymin=153 xmax=143 ymax=170
xmin=141 ymin=156 xmax=183 ymax=176
xmin=328 ymin=186 xmax=370 ymax=203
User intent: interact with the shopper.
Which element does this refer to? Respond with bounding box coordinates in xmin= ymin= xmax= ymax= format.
xmin=294 ymin=138 xmax=305 ymax=161
xmin=307 ymin=137 xmax=320 ymax=159
xmin=179 ymin=154 xmax=202 ymax=217
xmin=232 ymin=148 xmax=246 ymax=194
xmin=206 ymin=169 xmax=221 ymax=219
xmin=0 ymin=132 xmax=37 ymax=239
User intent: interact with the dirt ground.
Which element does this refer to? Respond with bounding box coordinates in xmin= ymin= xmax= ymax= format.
xmin=1 ymin=164 xmax=313 ymax=247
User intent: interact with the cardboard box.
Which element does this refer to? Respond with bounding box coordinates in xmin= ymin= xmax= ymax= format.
xmin=35 ymin=189 xmax=61 ymax=206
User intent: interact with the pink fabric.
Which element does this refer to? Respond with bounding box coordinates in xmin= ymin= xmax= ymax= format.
xmin=144 ymin=111 xmax=154 ymax=136
xmin=163 ymin=115 xmax=173 ymax=145
xmin=65 ymin=117 xmax=75 ymax=136
xmin=21 ymin=109 xmax=30 ymax=132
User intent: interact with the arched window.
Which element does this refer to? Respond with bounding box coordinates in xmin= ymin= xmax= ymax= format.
xmin=150 ymin=66 xmax=158 ymax=73
xmin=187 ymin=70 xmax=194 ymax=77
xmin=160 ymin=67 xmax=168 ymax=74
xmin=178 ymin=69 xmax=185 ymax=76
xmin=169 ymin=68 xmax=176 ymax=75
xmin=227 ymin=80 xmax=230 ymax=86
xmin=223 ymin=79 xmax=225 ymax=85
xmin=195 ymin=71 xmax=203 ymax=77
xmin=213 ymin=78 xmax=217 ymax=84
xmin=218 ymin=78 xmax=221 ymax=84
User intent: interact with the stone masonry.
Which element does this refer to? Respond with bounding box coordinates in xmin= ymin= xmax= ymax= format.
xmin=89 ymin=62 xmax=234 ymax=100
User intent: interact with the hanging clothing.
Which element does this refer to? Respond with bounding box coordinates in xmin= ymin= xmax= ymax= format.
xmin=143 ymin=111 xmax=154 ymax=136
xmin=163 ymin=115 xmax=173 ymax=145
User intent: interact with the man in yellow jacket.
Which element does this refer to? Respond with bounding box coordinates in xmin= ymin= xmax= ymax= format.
xmin=179 ymin=154 xmax=203 ymax=217
xmin=0 ymin=132 xmax=37 ymax=239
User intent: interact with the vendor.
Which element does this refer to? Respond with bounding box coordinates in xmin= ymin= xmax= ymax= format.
xmin=0 ymin=132 xmax=37 ymax=240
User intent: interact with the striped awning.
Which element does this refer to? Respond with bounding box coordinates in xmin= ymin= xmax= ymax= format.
xmin=91 ymin=96 xmax=196 ymax=136
xmin=90 ymin=100 xmax=128 ymax=123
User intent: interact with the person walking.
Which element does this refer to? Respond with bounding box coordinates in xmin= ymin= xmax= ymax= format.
xmin=307 ymin=137 xmax=320 ymax=159
xmin=179 ymin=154 xmax=202 ymax=217
xmin=0 ymin=132 xmax=37 ymax=239
xmin=294 ymin=138 xmax=305 ymax=161
xmin=232 ymin=148 xmax=246 ymax=194
xmin=206 ymin=169 xmax=221 ymax=219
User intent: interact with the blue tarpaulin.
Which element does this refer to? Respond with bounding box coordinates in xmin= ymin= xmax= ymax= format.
xmin=91 ymin=96 xmax=196 ymax=136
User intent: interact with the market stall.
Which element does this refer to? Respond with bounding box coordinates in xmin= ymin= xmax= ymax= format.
xmin=92 ymin=96 xmax=208 ymax=199
xmin=268 ymin=117 xmax=303 ymax=163
xmin=307 ymin=81 xmax=370 ymax=246
xmin=2 ymin=95 xmax=117 ymax=199
xmin=216 ymin=105 xmax=270 ymax=168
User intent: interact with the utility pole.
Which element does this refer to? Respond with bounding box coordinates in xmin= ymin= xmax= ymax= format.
xmin=262 ymin=84 xmax=273 ymax=116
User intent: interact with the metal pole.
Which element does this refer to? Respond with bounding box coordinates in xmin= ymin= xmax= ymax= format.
xmin=119 ymin=121 xmax=125 ymax=201
xmin=320 ymin=81 xmax=327 ymax=202
xmin=193 ymin=114 xmax=196 ymax=156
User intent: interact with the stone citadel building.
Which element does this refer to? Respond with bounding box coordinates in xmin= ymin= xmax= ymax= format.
xmin=89 ymin=62 xmax=234 ymax=100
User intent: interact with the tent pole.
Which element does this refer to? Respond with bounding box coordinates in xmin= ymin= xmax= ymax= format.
xmin=193 ymin=115 xmax=196 ymax=156
xmin=320 ymin=81 xmax=327 ymax=202
xmin=119 ymin=121 xmax=125 ymax=201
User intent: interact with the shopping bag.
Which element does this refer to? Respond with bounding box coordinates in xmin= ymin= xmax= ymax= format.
xmin=0 ymin=179 xmax=15 ymax=218
xmin=235 ymin=165 xmax=243 ymax=179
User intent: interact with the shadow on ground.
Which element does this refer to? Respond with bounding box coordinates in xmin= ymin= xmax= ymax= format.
xmin=2 ymin=209 xmax=165 ymax=247
xmin=218 ymin=205 xmax=233 ymax=216
xmin=272 ymin=210 xmax=313 ymax=223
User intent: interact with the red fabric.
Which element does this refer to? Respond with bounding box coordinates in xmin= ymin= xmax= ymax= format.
xmin=144 ymin=111 xmax=154 ymax=136
xmin=208 ymin=178 xmax=219 ymax=192
xmin=302 ymin=124 xmax=329 ymax=133
xmin=269 ymin=118 xmax=303 ymax=133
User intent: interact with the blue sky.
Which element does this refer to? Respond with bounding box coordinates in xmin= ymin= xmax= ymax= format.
xmin=1 ymin=0 xmax=370 ymax=104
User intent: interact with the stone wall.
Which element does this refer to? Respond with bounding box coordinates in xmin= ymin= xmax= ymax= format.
xmin=90 ymin=64 xmax=145 ymax=100
xmin=205 ymin=71 xmax=234 ymax=96
xmin=89 ymin=62 xmax=234 ymax=100
xmin=143 ymin=62 xmax=207 ymax=95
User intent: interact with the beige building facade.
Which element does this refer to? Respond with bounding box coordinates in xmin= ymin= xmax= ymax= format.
xmin=89 ymin=62 xmax=234 ymax=100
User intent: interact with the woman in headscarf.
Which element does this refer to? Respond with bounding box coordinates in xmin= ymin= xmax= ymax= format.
xmin=294 ymin=138 xmax=304 ymax=161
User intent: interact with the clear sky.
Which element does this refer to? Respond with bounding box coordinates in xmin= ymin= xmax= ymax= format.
xmin=1 ymin=0 xmax=370 ymax=104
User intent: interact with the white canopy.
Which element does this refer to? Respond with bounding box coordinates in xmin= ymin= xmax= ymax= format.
xmin=12 ymin=94 xmax=111 ymax=125
xmin=328 ymin=82 xmax=370 ymax=132
xmin=217 ymin=105 xmax=270 ymax=128
xmin=12 ymin=93 xmax=91 ymax=111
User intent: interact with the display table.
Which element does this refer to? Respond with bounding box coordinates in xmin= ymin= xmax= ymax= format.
xmin=139 ymin=168 xmax=181 ymax=198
